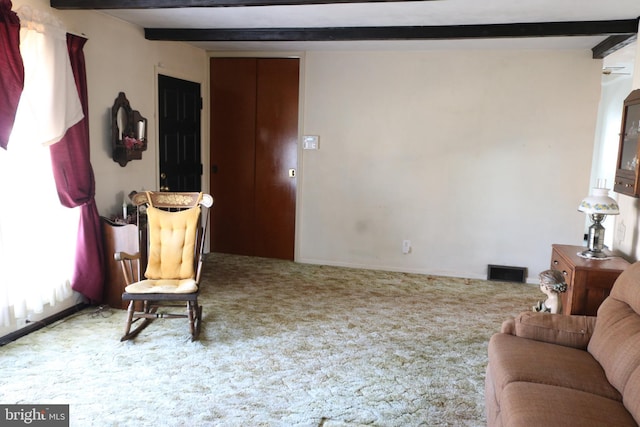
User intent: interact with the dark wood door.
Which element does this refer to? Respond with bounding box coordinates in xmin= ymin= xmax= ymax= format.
xmin=210 ymin=58 xmax=299 ymax=260
xmin=158 ymin=74 xmax=202 ymax=192
xmin=210 ymin=59 xmax=257 ymax=255
xmin=254 ymin=59 xmax=299 ymax=259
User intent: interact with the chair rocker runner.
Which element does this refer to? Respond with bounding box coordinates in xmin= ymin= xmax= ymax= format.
xmin=114 ymin=191 xmax=213 ymax=341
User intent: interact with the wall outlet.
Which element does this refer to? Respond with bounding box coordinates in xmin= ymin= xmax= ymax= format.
xmin=402 ymin=239 xmax=411 ymax=254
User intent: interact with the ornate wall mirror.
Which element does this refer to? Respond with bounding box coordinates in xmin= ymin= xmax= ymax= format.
xmin=111 ymin=92 xmax=147 ymax=167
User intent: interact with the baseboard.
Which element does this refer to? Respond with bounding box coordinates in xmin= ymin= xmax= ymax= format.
xmin=0 ymin=303 xmax=88 ymax=346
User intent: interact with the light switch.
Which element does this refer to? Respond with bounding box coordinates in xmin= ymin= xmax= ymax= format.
xmin=303 ymin=135 xmax=319 ymax=150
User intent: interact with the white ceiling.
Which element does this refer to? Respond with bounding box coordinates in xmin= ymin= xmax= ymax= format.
xmin=99 ymin=0 xmax=640 ymax=62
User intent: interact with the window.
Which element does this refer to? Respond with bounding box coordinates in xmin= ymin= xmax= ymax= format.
xmin=0 ymin=139 xmax=80 ymax=327
xmin=0 ymin=6 xmax=84 ymax=331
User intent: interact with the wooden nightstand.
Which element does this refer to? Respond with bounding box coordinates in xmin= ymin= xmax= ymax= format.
xmin=102 ymin=217 xmax=147 ymax=310
xmin=550 ymin=244 xmax=630 ymax=316
xmin=102 ymin=218 xmax=139 ymax=310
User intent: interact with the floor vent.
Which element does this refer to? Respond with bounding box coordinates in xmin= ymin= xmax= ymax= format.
xmin=487 ymin=265 xmax=527 ymax=283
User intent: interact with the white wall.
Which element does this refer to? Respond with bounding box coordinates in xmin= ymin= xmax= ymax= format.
xmin=4 ymin=0 xmax=208 ymax=337
xmin=614 ymin=28 xmax=640 ymax=260
xmin=8 ymin=0 xmax=609 ymax=284
xmin=590 ymin=74 xmax=633 ymax=249
xmin=299 ymin=49 xmax=603 ymax=281
xmin=77 ymin=15 xmax=209 ymax=218
xmin=12 ymin=0 xmax=210 ymax=219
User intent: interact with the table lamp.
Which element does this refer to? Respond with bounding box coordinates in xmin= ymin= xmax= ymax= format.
xmin=578 ymin=187 xmax=619 ymax=258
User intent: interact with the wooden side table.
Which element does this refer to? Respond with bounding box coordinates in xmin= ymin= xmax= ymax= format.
xmin=102 ymin=217 xmax=143 ymax=310
xmin=550 ymin=244 xmax=630 ymax=316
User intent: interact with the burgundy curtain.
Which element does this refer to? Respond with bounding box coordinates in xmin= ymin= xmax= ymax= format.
xmin=0 ymin=0 xmax=23 ymax=149
xmin=50 ymin=34 xmax=105 ymax=303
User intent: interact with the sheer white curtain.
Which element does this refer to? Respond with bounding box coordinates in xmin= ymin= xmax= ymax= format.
xmin=0 ymin=140 xmax=80 ymax=325
xmin=0 ymin=6 xmax=83 ymax=327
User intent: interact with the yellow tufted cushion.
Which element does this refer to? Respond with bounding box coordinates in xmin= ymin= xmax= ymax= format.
xmin=125 ymin=278 xmax=198 ymax=294
xmin=144 ymin=204 xmax=200 ymax=281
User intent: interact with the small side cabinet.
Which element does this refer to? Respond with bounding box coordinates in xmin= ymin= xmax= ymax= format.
xmin=550 ymin=244 xmax=630 ymax=316
xmin=102 ymin=217 xmax=147 ymax=310
xmin=614 ymin=89 xmax=640 ymax=197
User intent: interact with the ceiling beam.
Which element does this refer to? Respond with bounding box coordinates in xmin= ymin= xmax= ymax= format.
xmin=145 ymin=19 xmax=640 ymax=42
xmin=51 ymin=0 xmax=438 ymax=8
xmin=592 ymin=33 xmax=638 ymax=59
xmin=51 ymin=0 xmax=639 ymax=56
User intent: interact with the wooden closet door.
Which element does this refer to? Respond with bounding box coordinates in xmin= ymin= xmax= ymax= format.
xmin=210 ymin=58 xmax=257 ymax=255
xmin=209 ymin=57 xmax=299 ymax=260
xmin=255 ymin=58 xmax=299 ymax=260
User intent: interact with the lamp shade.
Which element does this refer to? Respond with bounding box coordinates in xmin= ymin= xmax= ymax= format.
xmin=578 ymin=187 xmax=619 ymax=215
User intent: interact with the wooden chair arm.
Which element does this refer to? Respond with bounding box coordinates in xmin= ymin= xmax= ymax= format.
xmin=114 ymin=251 xmax=142 ymax=285
xmin=114 ymin=251 xmax=140 ymax=262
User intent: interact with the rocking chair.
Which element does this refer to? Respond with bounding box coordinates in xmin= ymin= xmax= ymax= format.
xmin=114 ymin=191 xmax=213 ymax=341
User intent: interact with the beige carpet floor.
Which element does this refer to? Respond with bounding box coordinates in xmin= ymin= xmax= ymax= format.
xmin=1 ymin=253 xmax=540 ymax=426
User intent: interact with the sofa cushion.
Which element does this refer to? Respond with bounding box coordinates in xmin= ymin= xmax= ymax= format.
xmin=589 ymin=297 xmax=640 ymax=423
xmin=500 ymin=382 xmax=636 ymax=427
xmin=623 ymin=367 xmax=640 ymax=426
xmin=610 ymin=261 xmax=640 ymax=314
xmin=502 ymin=311 xmax=596 ymax=349
xmin=485 ymin=363 xmax=500 ymax=426
xmin=488 ymin=333 xmax=621 ymax=402
xmin=588 ymin=260 xmax=640 ymax=425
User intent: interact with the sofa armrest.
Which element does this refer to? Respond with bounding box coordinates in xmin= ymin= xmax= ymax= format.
xmin=500 ymin=311 xmax=596 ymax=350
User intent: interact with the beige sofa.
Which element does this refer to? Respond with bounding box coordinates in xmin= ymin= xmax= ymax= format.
xmin=485 ymin=261 xmax=640 ymax=427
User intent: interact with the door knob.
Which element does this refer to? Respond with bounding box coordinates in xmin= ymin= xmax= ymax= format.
xmin=160 ymin=172 xmax=167 ymax=179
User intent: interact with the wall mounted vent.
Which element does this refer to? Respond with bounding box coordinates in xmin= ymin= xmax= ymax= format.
xmin=487 ymin=265 xmax=527 ymax=283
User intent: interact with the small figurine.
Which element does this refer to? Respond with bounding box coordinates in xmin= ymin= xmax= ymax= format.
xmin=533 ymin=269 xmax=567 ymax=314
